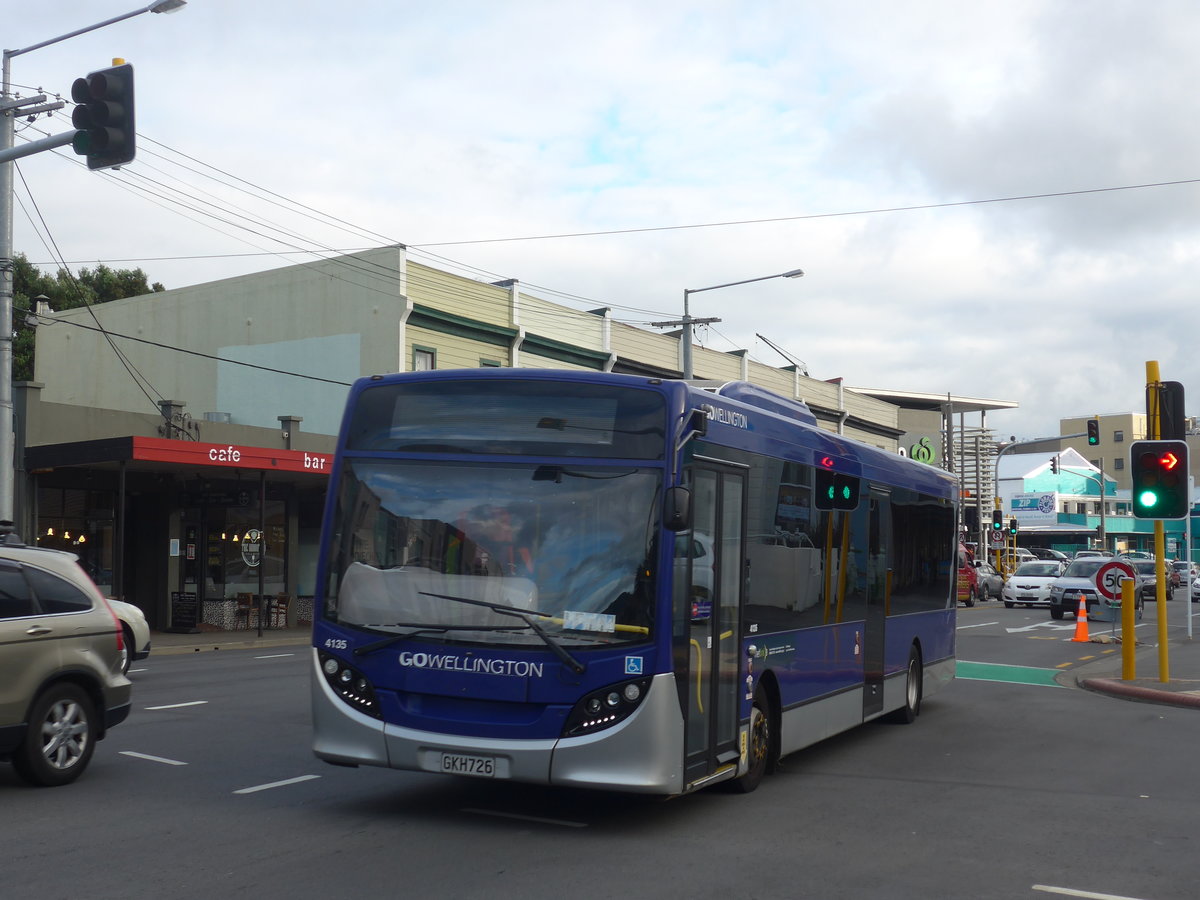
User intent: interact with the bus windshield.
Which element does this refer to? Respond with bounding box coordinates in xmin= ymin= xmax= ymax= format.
xmin=324 ymin=460 xmax=661 ymax=647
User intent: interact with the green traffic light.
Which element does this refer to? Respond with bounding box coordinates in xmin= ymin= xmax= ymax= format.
xmin=1137 ymin=490 xmax=1159 ymax=509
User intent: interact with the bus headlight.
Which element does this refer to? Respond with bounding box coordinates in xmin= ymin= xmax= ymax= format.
xmin=319 ymin=651 xmax=381 ymax=719
xmin=562 ymin=677 xmax=651 ymax=737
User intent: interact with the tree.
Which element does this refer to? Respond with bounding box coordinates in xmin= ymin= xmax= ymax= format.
xmin=11 ymin=254 xmax=165 ymax=381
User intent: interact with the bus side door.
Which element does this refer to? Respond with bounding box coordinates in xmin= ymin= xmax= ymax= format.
xmin=682 ymin=463 xmax=745 ymax=785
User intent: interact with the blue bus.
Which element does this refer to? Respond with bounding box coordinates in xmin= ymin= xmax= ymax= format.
xmin=312 ymin=370 xmax=957 ymax=795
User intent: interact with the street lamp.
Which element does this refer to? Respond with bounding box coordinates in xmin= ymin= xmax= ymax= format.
xmin=0 ymin=1 xmax=186 ymax=524
xmin=654 ymin=268 xmax=805 ymax=380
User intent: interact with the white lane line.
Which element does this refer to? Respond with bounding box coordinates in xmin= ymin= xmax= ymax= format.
xmin=233 ymin=775 xmax=322 ymax=795
xmin=956 ymin=621 xmax=999 ymax=629
xmin=144 ymin=700 xmax=209 ymax=710
xmin=254 ymin=653 xmax=296 ymax=659
xmin=462 ymin=807 xmax=588 ymax=828
xmin=1032 ymin=885 xmax=1149 ymax=900
xmin=120 ymin=751 xmax=188 ymax=766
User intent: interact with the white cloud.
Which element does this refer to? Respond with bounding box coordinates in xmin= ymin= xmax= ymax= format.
xmin=11 ymin=0 xmax=1200 ymax=443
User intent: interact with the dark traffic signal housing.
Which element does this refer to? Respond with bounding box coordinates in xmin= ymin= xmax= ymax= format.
xmin=1130 ymin=439 xmax=1190 ymax=519
xmin=1008 ymin=518 xmax=1019 ymax=535
xmin=1086 ymin=418 xmax=1100 ymax=446
xmin=1050 ymin=456 xmax=1059 ymax=475
xmin=71 ymin=63 xmax=135 ymax=170
xmin=991 ymin=509 xmax=1003 ymax=531
xmin=815 ymin=467 xmax=860 ymax=511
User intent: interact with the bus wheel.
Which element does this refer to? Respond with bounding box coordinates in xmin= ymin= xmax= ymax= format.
xmin=885 ymin=646 xmax=922 ymax=724
xmin=731 ymin=690 xmax=772 ymax=793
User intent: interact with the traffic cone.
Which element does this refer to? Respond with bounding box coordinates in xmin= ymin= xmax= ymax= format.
xmin=1072 ymin=594 xmax=1090 ymax=642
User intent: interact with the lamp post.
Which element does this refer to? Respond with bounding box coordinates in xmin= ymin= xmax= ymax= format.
xmin=653 ymin=268 xmax=805 ymax=379
xmin=0 ymin=1 xmax=185 ymax=524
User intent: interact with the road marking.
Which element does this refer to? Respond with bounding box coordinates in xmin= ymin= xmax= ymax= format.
xmin=1032 ymin=884 xmax=1148 ymax=900
xmin=120 ymin=751 xmax=188 ymax=766
xmin=956 ymin=660 xmax=1064 ymax=687
xmin=144 ymin=700 xmax=209 ymax=710
xmin=234 ymin=775 xmax=322 ymax=794
xmin=254 ymin=653 xmax=296 ymax=659
xmin=462 ymin=807 xmax=589 ymax=828
xmin=956 ymin=621 xmax=999 ymax=630
xmin=1006 ymin=622 xmax=1076 ymax=634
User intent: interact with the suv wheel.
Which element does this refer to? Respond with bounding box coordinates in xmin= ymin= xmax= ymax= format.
xmin=13 ymin=683 xmax=97 ymax=787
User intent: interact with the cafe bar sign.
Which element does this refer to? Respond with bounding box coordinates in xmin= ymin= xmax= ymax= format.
xmin=130 ymin=437 xmax=333 ymax=474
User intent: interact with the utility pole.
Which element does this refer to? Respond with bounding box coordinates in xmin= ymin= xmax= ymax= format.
xmin=0 ymin=1 xmax=186 ymax=522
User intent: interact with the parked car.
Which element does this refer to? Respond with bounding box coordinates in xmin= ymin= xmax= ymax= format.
xmin=1002 ymin=561 xmax=1065 ymax=608
xmin=106 ymin=597 xmax=151 ymax=675
xmin=957 ymin=543 xmax=979 ymax=607
xmin=1169 ymin=560 xmax=1195 ymax=590
xmin=971 ymin=561 xmax=1005 ymax=601
xmin=1028 ymin=548 xmax=1069 ymax=563
xmin=1123 ymin=559 xmax=1159 ymax=602
xmin=1192 ymin=575 xmax=1200 ymax=604
xmin=0 ymin=539 xmax=132 ymax=786
xmin=1073 ymin=549 xmax=1114 ymax=560
xmin=1048 ymin=557 xmax=1111 ymax=619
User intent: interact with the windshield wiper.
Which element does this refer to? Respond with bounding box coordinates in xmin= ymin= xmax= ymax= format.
xmin=419 ymin=591 xmax=586 ymax=675
xmin=354 ymin=622 xmax=523 ymax=657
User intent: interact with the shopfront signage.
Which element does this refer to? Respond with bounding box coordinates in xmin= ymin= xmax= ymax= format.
xmin=898 ymin=435 xmax=939 ymax=465
xmin=241 ymin=528 xmax=263 ymax=567
xmin=131 ymin=437 xmax=333 ymax=475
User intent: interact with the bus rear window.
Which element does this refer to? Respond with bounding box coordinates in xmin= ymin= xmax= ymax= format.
xmin=346 ymin=379 xmax=666 ymax=459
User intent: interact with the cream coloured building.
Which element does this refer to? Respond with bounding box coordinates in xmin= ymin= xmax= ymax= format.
xmin=18 ymin=246 xmax=963 ymax=630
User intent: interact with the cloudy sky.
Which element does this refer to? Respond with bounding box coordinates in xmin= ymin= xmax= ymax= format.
xmin=10 ymin=1 xmax=1200 ymax=440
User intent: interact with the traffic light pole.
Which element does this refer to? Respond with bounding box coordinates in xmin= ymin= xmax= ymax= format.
xmin=1147 ymin=361 xmax=1169 ymax=683
xmin=0 ymin=2 xmax=182 ymax=525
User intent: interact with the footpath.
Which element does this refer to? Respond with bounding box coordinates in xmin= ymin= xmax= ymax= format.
xmin=150 ymin=624 xmax=313 ymax=656
xmin=148 ymin=623 xmax=1200 ymax=712
xmin=1063 ymin=610 xmax=1200 ymax=709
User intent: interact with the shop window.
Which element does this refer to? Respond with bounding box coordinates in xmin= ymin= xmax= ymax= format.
xmin=36 ymin=486 xmax=115 ymax=594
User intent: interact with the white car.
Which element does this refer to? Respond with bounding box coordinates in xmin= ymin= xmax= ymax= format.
xmin=1002 ymin=561 xmax=1065 ymax=608
xmin=106 ymin=598 xmax=151 ymax=675
xmin=1192 ymin=576 xmax=1200 ymax=604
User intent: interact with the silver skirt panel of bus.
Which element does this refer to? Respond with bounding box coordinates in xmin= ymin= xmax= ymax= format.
xmin=777 ymin=655 xmax=954 ymax=750
xmin=312 ymin=653 xmax=686 ymax=795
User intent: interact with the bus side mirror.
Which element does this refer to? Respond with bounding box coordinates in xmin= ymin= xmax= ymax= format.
xmin=665 ymin=486 xmax=691 ymax=532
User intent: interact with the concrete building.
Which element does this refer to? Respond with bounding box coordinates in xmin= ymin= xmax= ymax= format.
xmin=850 ymin=388 xmax=1018 ymax=550
xmin=17 ymin=246 xmax=998 ymax=631
xmin=998 ymin=447 xmax=1191 ymax=559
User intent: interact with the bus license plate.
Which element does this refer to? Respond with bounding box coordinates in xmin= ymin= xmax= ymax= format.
xmin=441 ymin=753 xmax=496 ymax=778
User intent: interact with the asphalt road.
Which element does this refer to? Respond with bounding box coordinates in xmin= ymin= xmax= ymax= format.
xmin=5 ymin=633 xmax=1200 ymax=900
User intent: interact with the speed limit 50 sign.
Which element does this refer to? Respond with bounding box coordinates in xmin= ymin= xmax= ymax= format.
xmin=1094 ymin=560 xmax=1135 ymax=602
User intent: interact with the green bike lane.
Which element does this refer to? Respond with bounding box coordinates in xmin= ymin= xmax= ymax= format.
xmin=953 ymin=603 xmax=1132 ymax=688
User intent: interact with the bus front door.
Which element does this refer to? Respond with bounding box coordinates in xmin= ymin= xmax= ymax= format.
xmin=683 ymin=464 xmax=745 ymax=785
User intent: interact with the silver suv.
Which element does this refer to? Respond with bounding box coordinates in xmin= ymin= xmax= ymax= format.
xmin=0 ymin=537 xmax=132 ymax=786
